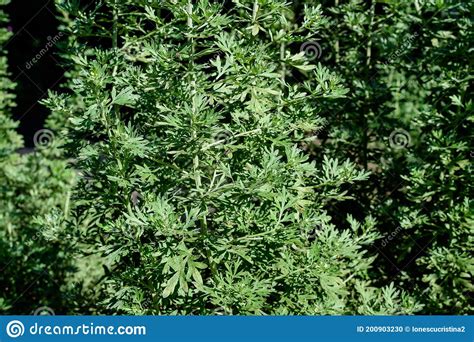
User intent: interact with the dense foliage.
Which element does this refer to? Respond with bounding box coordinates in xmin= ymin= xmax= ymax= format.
xmin=315 ymin=0 xmax=473 ymax=313
xmin=0 ymin=0 xmax=472 ymax=315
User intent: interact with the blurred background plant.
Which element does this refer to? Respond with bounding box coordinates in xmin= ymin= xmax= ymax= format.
xmin=313 ymin=0 xmax=473 ymax=313
xmin=0 ymin=0 xmax=93 ymax=314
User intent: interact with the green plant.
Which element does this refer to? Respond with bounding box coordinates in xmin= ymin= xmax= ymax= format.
xmin=0 ymin=0 xmax=77 ymax=314
xmin=393 ymin=0 xmax=473 ymax=313
xmin=2 ymin=0 xmax=469 ymax=316
xmin=310 ymin=0 xmax=473 ymax=313
xmin=43 ymin=0 xmax=420 ymax=314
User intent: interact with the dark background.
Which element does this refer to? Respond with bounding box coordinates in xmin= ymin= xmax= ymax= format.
xmin=6 ymin=0 xmax=63 ymax=147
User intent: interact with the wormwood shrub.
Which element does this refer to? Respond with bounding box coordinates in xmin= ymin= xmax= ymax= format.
xmin=391 ymin=0 xmax=473 ymax=313
xmin=44 ymin=0 xmax=421 ymax=314
xmin=0 ymin=0 xmax=77 ymax=314
xmin=311 ymin=0 xmax=473 ymax=313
